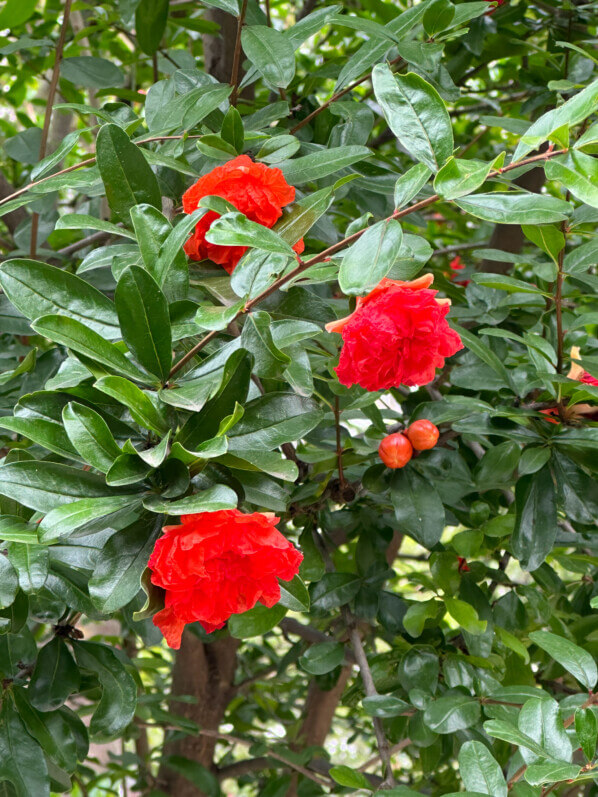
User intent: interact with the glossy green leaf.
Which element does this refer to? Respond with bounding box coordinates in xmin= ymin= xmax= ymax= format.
xmin=206 ymin=212 xmax=295 ymax=256
xmin=115 ymin=266 xmax=172 ymax=380
xmin=512 ymin=467 xmax=557 ymax=572
xmin=135 ymin=0 xmax=169 ymax=54
xmin=0 ymin=258 xmax=120 ymax=339
xmin=0 ymin=699 xmax=49 ymax=797
xmin=143 ymin=484 xmax=238 ymax=515
xmin=32 ymin=315 xmax=151 ymax=383
xmin=29 ymin=638 xmax=80 ymax=712
xmin=228 ymin=604 xmax=287 ymax=639
xmin=390 ymin=469 xmax=445 ymax=549
xmin=38 ymin=494 xmax=143 ymax=542
xmin=280 ymin=145 xmax=370 ymax=185
xmin=94 ymin=375 xmax=169 ymax=434
xmin=529 ymin=631 xmax=597 ymax=690
xmin=456 ymin=193 xmax=571 ymax=224
xmin=458 ymin=741 xmax=507 ymax=797
xmin=372 ymin=65 xmax=453 ymax=172
xmin=73 ymin=641 xmax=137 ymax=741
xmin=96 ymin=124 xmax=161 ymax=222
xmin=339 ymin=219 xmax=403 ymax=295
xmin=299 ymin=641 xmax=345 ymax=675
xmin=575 ymin=707 xmax=597 ymax=761
xmin=545 ymin=150 xmax=598 ymax=208
xmin=242 ymin=26 xmax=295 ymax=88
xmin=424 ymin=695 xmax=481 ymax=733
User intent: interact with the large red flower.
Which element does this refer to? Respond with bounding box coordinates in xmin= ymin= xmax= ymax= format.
xmin=148 ymin=509 xmax=303 ymax=649
xmin=182 ymin=154 xmax=304 ymax=274
xmin=326 ymin=274 xmax=463 ymax=391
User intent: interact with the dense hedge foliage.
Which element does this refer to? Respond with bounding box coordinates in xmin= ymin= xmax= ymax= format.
xmin=1 ymin=1 xmax=598 ymax=795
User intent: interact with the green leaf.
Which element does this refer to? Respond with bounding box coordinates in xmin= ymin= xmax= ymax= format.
xmin=278 ymin=575 xmax=310 ymax=612
xmin=362 ymin=695 xmax=409 ymax=718
xmin=28 ymin=638 xmax=80 ymax=712
xmin=115 ymin=266 xmax=172 ymax=381
xmin=62 ymin=402 xmax=122 ymax=473
xmin=458 ymin=741 xmax=507 ymax=797
xmin=280 ymin=145 xmax=371 ymax=185
xmin=451 ymin=324 xmax=511 ymax=387
xmin=0 ymin=416 xmax=79 ymax=461
xmin=0 ymin=0 xmax=37 ymax=27
xmin=32 ymin=315 xmax=152 ymax=383
xmin=339 ymin=219 xmax=403 ymax=295
xmin=228 ymin=603 xmax=287 ymax=639
xmin=403 ymin=599 xmax=440 ymax=638
xmin=512 ymin=467 xmax=557 ymax=572
xmin=512 ymin=78 xmax=598 ymax=162
xmin=434 ymin=154 xmax=504 ymax=200
xmin=473 ymin=273 xmax=546 ymax=295
xmin=456 ymin=193 xmax=571 ymax=224
xmin=518 ymin=696 xmax=572 ymax=764
xmin=227 ymin=393 xmax=324 ymax=453
xmin=423 ymin=0 xmax=455 ymax=36
xmin=195 ymin=300 xmax=245 ymax=332
xmin=575 ymin=708 xmax=597 ymax=761
xmin=143 ymin=485 xmax=238 ymax=515
xmin=0 ymin=258 xmax=120 ymax=339
xmin=522 ymin=224 xmax=565 ymax=264
xmin=60 ymin=56 xmax=124 ymax=88
xmin=483 ymin=719 xmax=553 ymax=758
xmin=55 ymin=213 xmax=136 ymax=240
xmin=7 ymin=544 xmax=48 ymax=593
xmin=475 ymin=441 xmax=520 ymax=488
xmin=310 ymin=572 xmax=361 ymax=610
xmin=241 ymin=311 xmax=291 ymax=379
xmin=0 ymin=699 xmax=49 ymax=797
xmin=205 ymin=212 xmax=295 ymax=257
xmin=545 ymin=151 xmax=598 ymax=209
xmin=135 ymin=0 xmax=169 ymax=54
xmin=0 ymin=556 xmax=18 ymax=610
xmin=94 ymin=376 xmax=169 ymax=434
xmin=130 ymin=204 xmax=189 ymax=301
xmin=221 ymin=106 xmax=244 ymax=153
xmin=89 ymin=518 xmax=162 ymax=612
xmin=329 ymin=765 xmax=372 ymax=790
xmin=257 ymin=134 xmax=301 ymax=164
xmin=31 ymin=129 xmax=84 ymax=181
xmin=524 ymin=761 xmax=580 ymax=787
xmin=96 ymin=124 xmax=161 ymax=222
xmin=230 ymin=250 xmax=290 ymax=301
xmin=242 ymin=26 xmax=296 ymax=88
xmin=394 ymin=163 xmax=432 ymax=209
xmin=274 ymin=185 xmax=334 ymax=246
xmin=424 ymin=694 xmax=481 ymax=733
xmin=299 ymin=641 xmax=345 ymax=675
xmin=0 ymin=461 xmax=124 ymax=513
xmin=445 ymin=598 xmax=487 ymax=634
xmin=38 ymin=494 xmax=142 ymax=542
xmin=72 ymin=641 xmax=137 ymax=742
xmin=390 ymin=469 xmax=445 ymax=549
xmin=372 ymin=65 xmax=453 ymax=172
xmin=529 ymin=631 xmax=597 ymax=690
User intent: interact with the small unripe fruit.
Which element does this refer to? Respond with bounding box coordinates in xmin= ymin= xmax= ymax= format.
xmin=378 ymin=433 xmax=413 ymax=469
xmin=406 ymin=419 xmax=439 ymax=451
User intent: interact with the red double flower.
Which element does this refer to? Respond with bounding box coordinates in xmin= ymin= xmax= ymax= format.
xmin=182 ymin=155 xmax=304 ymax=274
xmin=326 ymin=274 xmax=463 ymax=391
xmin=148 ymin=509 xmax=302 ymax=649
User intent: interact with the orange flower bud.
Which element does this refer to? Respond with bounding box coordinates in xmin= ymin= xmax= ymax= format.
xmin=378 ymin=433 xmax=413 ymax=469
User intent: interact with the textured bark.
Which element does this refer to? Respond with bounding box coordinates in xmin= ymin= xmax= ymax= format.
xmin=202 ymin=9 xmax=239 ymax=85
xmin=158 ymin=632 xmax=240 ymax=797
xmin=479 ymin=158 xmax=548 ymax=274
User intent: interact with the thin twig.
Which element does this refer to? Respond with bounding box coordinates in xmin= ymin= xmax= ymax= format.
xmin=334 ymin=396 xmax=346 ymax=490
xmin=30 ymin=0 xmax=73 ymax=259
xmin=230 ymin=0 xmax=249 ymax=106
xmin=167 ymin=146 xmax=568 ymax=378
xmin=347 ymin=623 xmax=396 ymax=788
xmin=555 ymin=217 xmax=568 ymax=374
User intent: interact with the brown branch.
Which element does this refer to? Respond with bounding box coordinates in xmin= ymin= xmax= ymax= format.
xmin=347 ymin=623 xmax=396 ymax=788
xmin=230 ymin=0 xmax=249 ymax=106
xmin=334 ymin=396 xmax=345 ymax=490
xmin=168 ymin=146 xmax=568 ymax=378
xmin=555 ymin=217 xmax=568 ymax=374
xmin=30 ymin=0 xmax=73 ymax=259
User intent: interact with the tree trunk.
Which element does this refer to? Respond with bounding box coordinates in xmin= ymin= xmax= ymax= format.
xmin=158 ymin=632 xmax=240 ymax=797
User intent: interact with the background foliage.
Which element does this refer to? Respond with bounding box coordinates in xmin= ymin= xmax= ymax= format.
xmin=1 ymin=0 xmax=598 ymax=795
